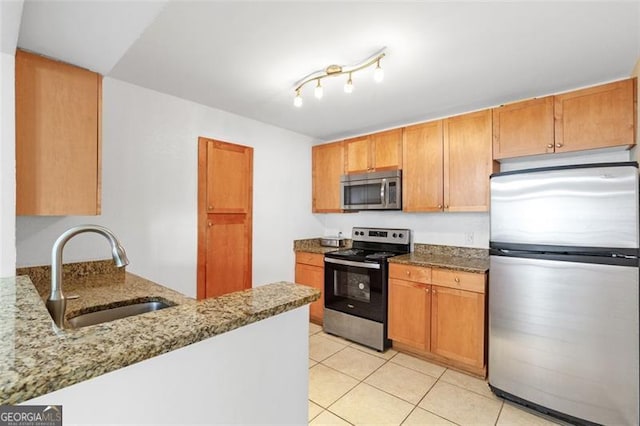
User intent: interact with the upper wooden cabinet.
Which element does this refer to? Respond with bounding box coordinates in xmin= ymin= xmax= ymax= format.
xmin=555 ymin=79 xmax=636 ymax=153
xmin=444 ymin=110 xmax=495 ymax=212
xmin=493 ymin=78 xmax=636 ymax=159
xmin=312 ymin=141 xmax=344 ymax=213
xmin=206 ymin=141 xmax=252 ymax=214
xmin=403 ymin=121 xmax=444 ymax=212
xmin=16 ymin=50 xmax=102 ymax=215
xmin=345 ymin=129 xmax=402 ymax=174
xmin=403 ymin=112 xmax=494 ymax=213
xmin=493 ymin=97 xmax=555 ymax=159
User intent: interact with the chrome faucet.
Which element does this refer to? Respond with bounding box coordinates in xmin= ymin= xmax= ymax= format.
xmin=47 ymin=225 xmax=129 ymax=329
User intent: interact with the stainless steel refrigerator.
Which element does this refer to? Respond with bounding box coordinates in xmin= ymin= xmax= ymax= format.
xmin=489 ymin=162 xmax=639 ymax=425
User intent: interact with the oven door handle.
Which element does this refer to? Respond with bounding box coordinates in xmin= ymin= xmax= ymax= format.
xmin=324 ymin=257 xmax=381 ymax=270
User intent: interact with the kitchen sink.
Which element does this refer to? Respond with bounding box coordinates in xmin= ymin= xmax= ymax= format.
xmin=67 ymin=300 xmax=174 ymax=328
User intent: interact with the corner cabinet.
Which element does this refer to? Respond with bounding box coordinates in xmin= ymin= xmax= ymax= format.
xmin=294 ymin=252 xmax=325 ymax=324
xmin=16 ymin=49 xmax=102 ymax=215
xmin=388 ymin=263 xmax=487 ymax=377
xmin=345 ymin=129 xmax=402 ymax=174
xmin=493 ymin=78 xmax=637 ymax=160
xmin=312 ymin=142 xmax=345 ymax=212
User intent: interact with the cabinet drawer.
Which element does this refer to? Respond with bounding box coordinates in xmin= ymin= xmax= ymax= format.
xmin=431 ymin=269 xmax=485 ymax=293
xmin=389 ymin=263 xmax=431 ymax=284
xmin=295 ymin=252 xmax=324 ymax=267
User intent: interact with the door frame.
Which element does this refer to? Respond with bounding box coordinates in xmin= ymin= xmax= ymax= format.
xmin=196 ymin=136 xmax=253 ymax=299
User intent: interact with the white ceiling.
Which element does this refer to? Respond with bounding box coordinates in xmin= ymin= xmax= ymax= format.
xmin=14 ymin=1 xmax=640 ymax=141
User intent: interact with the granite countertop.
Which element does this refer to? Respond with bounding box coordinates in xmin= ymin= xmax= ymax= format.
xmin=389 ymin=244 xmax=489 ymax=273
xmin=293 ymin=238 xmax=352 ymax=254
xmin=0 ymin=269 xmax=319 ymax=405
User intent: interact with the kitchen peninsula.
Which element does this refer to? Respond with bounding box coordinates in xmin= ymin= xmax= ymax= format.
xmin=1 ymin=264 xmax=319 ymax=425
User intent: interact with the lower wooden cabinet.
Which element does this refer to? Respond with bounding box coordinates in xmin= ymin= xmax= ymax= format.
xmin=388 ymin=278 xmax=431 ymax=350
xmin=294 ymin=252 xmax=324 ymax=323
xmin=388 ymin=263 xmax=487 ymax=376
xmin=431 ymin=286 xmax=485 ymax=369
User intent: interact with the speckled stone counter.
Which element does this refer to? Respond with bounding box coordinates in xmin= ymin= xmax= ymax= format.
xmin=0 ymin=271 xmax=319 ymax=404
xmin=293 ymin=238 xmax=352 ymax=254
xmin=390 ymin=243 xmax=489 ymax=273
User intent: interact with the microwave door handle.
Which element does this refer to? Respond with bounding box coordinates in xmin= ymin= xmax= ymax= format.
xmin=380 ymin=179 xmax=386 ymax=207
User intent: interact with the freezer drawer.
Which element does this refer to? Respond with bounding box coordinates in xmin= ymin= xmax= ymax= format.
xmin=489 ymin=255 xmax=639 ymax=425
xmin=490 ymin=163 xmax=639 ymax=248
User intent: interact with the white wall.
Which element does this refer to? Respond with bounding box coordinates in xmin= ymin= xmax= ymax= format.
xmin=16 ymin=78 xmax=323 ymax=296
xmin=0 ymin=52 xmax=16 ymax=277
xmin=320 ymin=211 xmax=490 ymax=248
xmin=26 ymin=307 xmax=309 ymax=425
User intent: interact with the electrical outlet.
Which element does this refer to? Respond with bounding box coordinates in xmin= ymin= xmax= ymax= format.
xmin=464 ymin=232 xmax=474 ymax=245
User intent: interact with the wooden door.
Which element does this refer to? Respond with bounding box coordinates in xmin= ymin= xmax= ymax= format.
xmin=345 ymin=136 xmax=371 ymax=173
xmin=16 ymin=49 xmax=102 ymax=215
xmin=403 ymin=121 xmax=444 ymax=212
xmin=295 ymin=262 xmax=324 ymax=323
xmin=492 ymin=97 xmax=555 ymax=159
xmin=443 ymin=110 xmax=495 ymax=212
xmin=198 ymin=138 xmax=253 ymax=299
xmin=371 ymin=129 xmax=402 ymax=171
xmin=312 ymin=142 xmax=344 ymax=212
xmin=205 ymin=214 xmax=251 ymax=298
xmin=555 ymin=78 xmax=636 ymax=153
xmin=206 ymin=141 xmax=252 ymax=214
xmin=431 ymin=286 xmax=485 ymax=369
xmin=388 ymin=278 xmax=431 ymax=350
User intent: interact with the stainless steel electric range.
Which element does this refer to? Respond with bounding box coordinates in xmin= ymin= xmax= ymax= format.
xmin=323 ymin=227 xmax=411 ymax=351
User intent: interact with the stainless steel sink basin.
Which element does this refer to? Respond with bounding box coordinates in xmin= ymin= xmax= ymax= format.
xmin=68 ymin=300 xmax=173 ymax=328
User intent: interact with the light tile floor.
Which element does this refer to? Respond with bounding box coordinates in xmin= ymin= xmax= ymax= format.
xmin=308 ymin=322 xmax=562 ymax=425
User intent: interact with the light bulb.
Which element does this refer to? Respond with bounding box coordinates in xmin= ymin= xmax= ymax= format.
xmin=314 ymin=80 xmax=323 ymax=99
xmin=293 ymin=91 xmax=302 ymax=107
xmin=344 ymin=73 xmax=354 ymax=93
xmin=373 ymin=60 xmax=384 ymax=83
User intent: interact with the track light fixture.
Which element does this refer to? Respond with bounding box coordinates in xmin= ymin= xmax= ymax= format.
xmin=293 ymin=48 xmax=386 ymax=107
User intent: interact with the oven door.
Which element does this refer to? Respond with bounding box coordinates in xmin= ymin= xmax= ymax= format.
xmin=324 ymin=257 xmax=385 ymax=322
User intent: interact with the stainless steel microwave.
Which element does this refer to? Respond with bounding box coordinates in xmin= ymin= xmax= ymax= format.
xmin=340 ymin=170 xmax=402 ymax=210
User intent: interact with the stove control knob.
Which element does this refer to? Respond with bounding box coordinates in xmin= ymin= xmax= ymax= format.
xmin=392 ymin=233 xmax=397 ymax=238
xmin=399 ymin=233 xmax=404 ymax=239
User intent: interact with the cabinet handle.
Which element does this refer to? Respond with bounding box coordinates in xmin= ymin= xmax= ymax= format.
xmin=445 ymin=205 xmax=449 ymax=209
xmin=546 ymin=144 xmax=554 ymax=149
xmin=454 ymin=277 xmax=460 ymax=283
xmin=432 ymin=289 xmax=436 ymax=294
xmin=208 ymin=222 xmax=213 ymax=227
xmin=405 ymin=270 xmax=411 ymax=276
xmin=208 ymin=205 xmax=214 ymax=210
xmin=437 ymin=204 xmax=442 ymax=209
xmin=556 ymin=143 xmax=563 ymax=148
xmin=425 ymin=288 xmax=430 ymax=293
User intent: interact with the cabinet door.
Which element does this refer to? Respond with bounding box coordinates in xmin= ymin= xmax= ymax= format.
xmin=312 ymin=142 xmax=344 ymax=212
xmin=555 ymin=78 xmax=636 ymax=153
xmin=403 ymin=121 xmax=444 ymax=212
xmin=431 ymin=286 xmax=485 ymax=368
xmin=16 ymin=50 xmax=101 ymax=215
xmin=444 ymin=110 xmax=494 ymax=212
xmin=295 ymin=262 xmax=324 ymax=323
xmin=388 ymin=278 xmax=431 ymax=350
xmin=205 ymin=214 xmax=252 ymax=298
xmin=492 ymin=97 xmax=555 ymax=159
xmin=206 ymin=141 xmax=253 ymax=214
xmin=345 ymin=136 xmax=371 ymax=174
xmin=371 ymin=129 xmax=402 ymax=171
